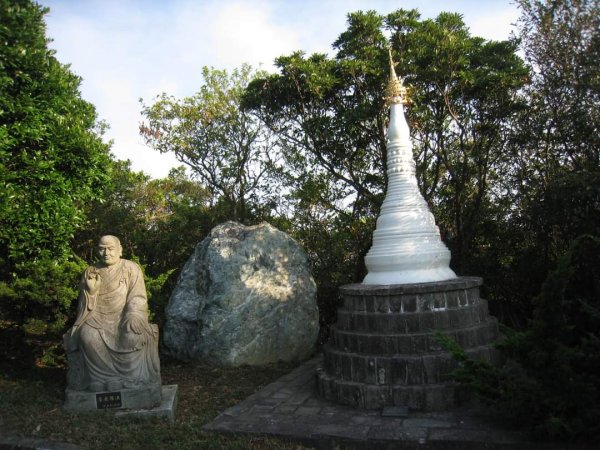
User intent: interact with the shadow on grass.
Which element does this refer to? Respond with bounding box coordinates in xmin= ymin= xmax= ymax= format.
xmin=0 ymin=323 xmax=310 ymax=450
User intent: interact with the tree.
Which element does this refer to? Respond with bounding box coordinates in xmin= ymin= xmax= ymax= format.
xmin=75 ymin=161 xmax=213 ymax=276
xmin=512 ymin=0 xmax=599 ymax=182
xmin=0 ymin=0 xmax=111 ymax=271
xmin=392 ymin=11 xmax=529 ymax=272
xmin=243 ymin=9 xmax=528 ymax=274
xmin=140 ymin=65 xmax=278 ymax=223
xmin=511 ymin=0 xmax=599 ymax=241
xmin=488 ymin=0 xmax=600 ymax=321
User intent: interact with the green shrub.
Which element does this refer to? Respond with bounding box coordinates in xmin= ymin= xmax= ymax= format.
xmin=0 ymin=255 xmax=86 ymax=335
xmin=442 ymin=235 xmax=600 ymax=442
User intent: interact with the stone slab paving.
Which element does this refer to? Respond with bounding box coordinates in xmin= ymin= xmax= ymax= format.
xmin=203 ymin=355 xmax=593 ymax=449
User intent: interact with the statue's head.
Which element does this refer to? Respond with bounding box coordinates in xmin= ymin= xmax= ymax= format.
xmin=98 ymin=235 xmax=123 ymax=266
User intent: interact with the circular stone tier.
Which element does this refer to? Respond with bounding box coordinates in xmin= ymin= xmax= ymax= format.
xmin=316 ymin=277 xmax=500 ymax=411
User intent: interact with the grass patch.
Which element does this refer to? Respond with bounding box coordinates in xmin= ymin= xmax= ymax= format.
xmin=0 ymin=322 xmax=311 ymax=449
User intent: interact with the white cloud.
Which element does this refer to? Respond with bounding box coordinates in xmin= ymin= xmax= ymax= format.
xmin=465 ymin=6 xmax=520 ymax=41
xmin=207 ymin=2 xmax=291 ymax=68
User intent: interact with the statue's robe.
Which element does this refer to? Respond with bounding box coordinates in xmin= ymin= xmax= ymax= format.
xmin=66 ymin=259 xmax=160 ymax=391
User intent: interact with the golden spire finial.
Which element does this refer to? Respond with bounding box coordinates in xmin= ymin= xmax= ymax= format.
xmin=385 ymin=47 xmax=407 ymax=107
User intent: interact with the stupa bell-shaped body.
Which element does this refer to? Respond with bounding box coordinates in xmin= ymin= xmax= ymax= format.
xmin=363 ymin=65 xmax=456 ymax=285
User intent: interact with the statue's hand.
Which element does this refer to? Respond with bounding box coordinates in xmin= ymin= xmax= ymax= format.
xmin=122 ymin=315 xmax=146 ymax=335
xmin=84 ymin=269 xmax=101 ymax=295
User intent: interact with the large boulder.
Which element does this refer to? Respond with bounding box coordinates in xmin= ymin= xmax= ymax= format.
xmin=163 ymin=221 xmax=319 ymax=366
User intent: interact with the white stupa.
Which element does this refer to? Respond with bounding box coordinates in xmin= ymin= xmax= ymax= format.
xmin=362 ymin=51 xmax=457 ymax=285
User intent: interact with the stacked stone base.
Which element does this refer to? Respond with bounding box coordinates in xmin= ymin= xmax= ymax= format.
xmin=316 ymin=277 xmax=499 ymax=411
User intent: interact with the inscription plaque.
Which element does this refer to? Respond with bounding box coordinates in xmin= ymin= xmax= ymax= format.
xmin=96 ymin=391 xmax=122 ymax=409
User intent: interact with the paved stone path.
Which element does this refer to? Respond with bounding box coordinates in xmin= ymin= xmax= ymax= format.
xmin=203 ymin=355 xmax=592 ymax=449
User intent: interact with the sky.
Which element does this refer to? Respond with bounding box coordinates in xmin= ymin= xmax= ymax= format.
xmin=42 ymin=0 xmax=521 ymax=179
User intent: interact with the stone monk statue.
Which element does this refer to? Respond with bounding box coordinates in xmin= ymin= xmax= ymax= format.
xmin=64 ymin=235 xmax=161 ymax=394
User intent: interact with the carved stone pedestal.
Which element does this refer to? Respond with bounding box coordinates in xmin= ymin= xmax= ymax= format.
xmin=64 ymin=384 xmax=178 ymax=422
xmin=64 ymin=383 xmax=162 ymax=412
xmin=316 ymin=277 xmax=499 ymax=411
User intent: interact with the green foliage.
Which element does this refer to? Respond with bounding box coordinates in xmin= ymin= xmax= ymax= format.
xmin=140 ymin=65 xmax=277 ymax=222
xmin=0 ymin=255 xmax=86 ymax=335
xmin=0 ymin=0 xmax=112 ymax=269
xmin=484 ymin=0 xmax=600 ymax=324
xmin=75 ymin=162 xmax=213 ymax=277
xmin=144 ymin=268 xmax=175 ymax=324
xmin=513 ymin=0 xmax=599 ymax=176
xmin=441 ymin=235 xmax=600 ymax=442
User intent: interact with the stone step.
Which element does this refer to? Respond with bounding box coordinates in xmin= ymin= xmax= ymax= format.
xmin=316 ymin=367 xmax=465 ymax=411
xmin=330 ymin=318 xmax=499 ymax=355
xmin=335 ymin=300 xmax=490 ymax=333
xmin=322 ymin=344 xmax=498 ymax=386
xmin=341 ymin=285 xmax=481 ymax=313
xmin=340 ymin=277 xmax=483 ymax=296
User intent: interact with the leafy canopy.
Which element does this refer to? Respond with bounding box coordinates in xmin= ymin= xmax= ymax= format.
xmin=140 ymin=65 xmax=277 ymax=222
xmin=0 ymin=0 xmax=111 ymax=269
xmin=243 ymin=8 xmax=528 ymax=273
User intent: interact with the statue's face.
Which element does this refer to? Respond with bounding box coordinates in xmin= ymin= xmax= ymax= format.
xmin=97 ymin=237 xmax=122 ymax=266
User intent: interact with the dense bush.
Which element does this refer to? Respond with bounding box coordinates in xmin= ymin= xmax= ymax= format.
xmin=0 ymin=256 xmax=86 ymax=335
xmin=443 ymin=234 xmax=600 ymax=441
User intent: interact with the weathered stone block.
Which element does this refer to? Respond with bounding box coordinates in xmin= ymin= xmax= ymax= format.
xmin=478 ymin=300 xmax=490 ymax=320
xmin=389 ymin=295 xmax=403 ymax=312
xmin=445 ymin=291 xmax=457 ymax=308
xmin=417 ymin=295 xmax=433 ymax=312
xmin=418 ymin=312 xmax=435 ymax=332
xmin=427 ymin=334 xmax=444 ymax=352
xmin=433 ymin=310 xmax=450 ymax=328
xmin=363 ymin=385 xmax=391 ymax=409
xmin=339 ymin=382 xmax=361 ymax=407
xmin=433 ymin=292 xmax=447 ymax=310
xmin=343 ymin=294 xmax=363 ymax=311
xmin=368 ymin=334 xmax=383 ymax=354
xmin=390 ymin=358 xmax=407 ymax=385
xmin=341 ymin=353 xmax=353 ymax=380
xmin=336 ymin=311 xmax=349 ymax=329
xmin=365 ymin=357 xmax=377 ymax=384
xmin=406 ymin=314 xmax=422 ymax=333
xmin=402 ymin=295 xmax=418 ymax=312
xmin=404 ymin=357 xmax=424 ymax=384
xmin=392 ymin=385 xmax=426 ymax=411
xmin=424 ymin=384 xmax=455 ymax=411
xmin=411 ymin=334 xmax=428 ymax=353
xmin=448 ymin=309 xmax=462 ymax=328
xmin=374 ymin=296 xmax=390 ymax=313
xmin=375 ymin=357 xmax=391 ymax=385
xmin=397 ymin=334 xmax=413 ymax=354
xmin=352 ymin=355 xmax=367 ymax=383
xmin=467 ymin=287 xmax=480 ymax=304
